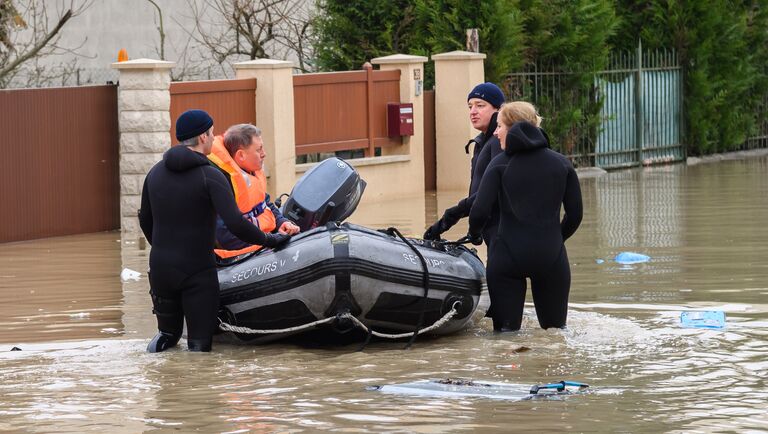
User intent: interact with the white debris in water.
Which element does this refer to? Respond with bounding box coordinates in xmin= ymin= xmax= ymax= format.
xmin=120 ymin=268 xmax=141 ymax=282
xmin=69 ymin=312 xmax=90 ymax=319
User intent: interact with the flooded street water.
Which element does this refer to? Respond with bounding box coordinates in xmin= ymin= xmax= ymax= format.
xmin=1 ymin=156 xmax=767 ymax=432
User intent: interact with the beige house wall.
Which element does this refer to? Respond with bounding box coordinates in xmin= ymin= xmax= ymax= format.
xmin=234 ymin=59 xmax=297 ymax=196
xmin=432 ymin=51 xmax=487 ymax=193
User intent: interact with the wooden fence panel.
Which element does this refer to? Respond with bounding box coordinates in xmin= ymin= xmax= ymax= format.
xmin=293 ymin=69 xmax=401 ymax=156
xmin=170 ymin=78 xmax=257 ymax=143
xmin=0 ymin=85 xmax=120 ymax=243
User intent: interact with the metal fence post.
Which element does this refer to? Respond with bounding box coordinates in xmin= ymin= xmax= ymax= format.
xmin=635 ymin=39 xmax=644 ymax=165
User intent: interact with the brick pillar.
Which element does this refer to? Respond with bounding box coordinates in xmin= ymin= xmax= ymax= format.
xmin=431 ymin=51 xmax=486 ymax=192
xmin=233 ymin=59 xmax=296 ymax=196
xmin=111 ymin=58 xmax=175 ymax=234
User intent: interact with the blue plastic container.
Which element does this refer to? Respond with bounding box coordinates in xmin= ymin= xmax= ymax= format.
xmin=614 ymin=252 xmax=651 ymax=264
xmin=680 ymin=311 xmax=726 ymax=329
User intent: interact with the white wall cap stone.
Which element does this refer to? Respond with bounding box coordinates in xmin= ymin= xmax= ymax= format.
xmin=371 ymin=54 xmax=428 ymax=65
xmin=111 ymin=58 xmax=176 ymax=70
xmin=234 ymin=59 xmax=296 ymax=70
xmin=118 ymin=90 xmax=170 ymax=111
xmin=432 ymin=51 xmax=487 ymax=61
xmin=120 ymin=132 xmax=170 ymax=153
xmin=119 ymin=111 xmax=170 ymax=133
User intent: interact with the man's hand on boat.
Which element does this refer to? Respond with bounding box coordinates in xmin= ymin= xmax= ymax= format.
xmin=278 ymin=221 xmax=300 ymax=235
xmin=264 ymin=232 xmax=291 ymax=249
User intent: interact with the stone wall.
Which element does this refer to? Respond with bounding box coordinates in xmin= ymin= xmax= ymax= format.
xmin=111 ymin=59 xmax=174 ymax=233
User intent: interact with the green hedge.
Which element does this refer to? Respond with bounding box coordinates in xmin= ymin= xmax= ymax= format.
xmin=313 ymin=0 xmax=768 ymax=156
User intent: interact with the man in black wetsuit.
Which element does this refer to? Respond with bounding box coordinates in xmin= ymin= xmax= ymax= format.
xmin=467 ymin=117 xmax=582 ymax=332
xmin=423 ymin=82 xmax=505 ymax=246
xmin=138 ymin=109 xmax=290 ymax=352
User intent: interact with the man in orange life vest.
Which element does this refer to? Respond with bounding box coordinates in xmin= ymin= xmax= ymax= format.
xmin=208 ymin=124 xmax=300 ymax=258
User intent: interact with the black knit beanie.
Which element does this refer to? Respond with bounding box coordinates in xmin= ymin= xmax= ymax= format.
xmin=176 ymin=109 xmax=214 ymax=141
xmin=467 ymin=82 xmax=505 ymax=108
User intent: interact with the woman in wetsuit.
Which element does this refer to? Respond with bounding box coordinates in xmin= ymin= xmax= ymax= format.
xmin=468 ymin=102 xmax=583 ymax=331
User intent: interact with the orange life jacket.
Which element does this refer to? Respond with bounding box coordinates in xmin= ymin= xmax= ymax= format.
xmin=208 ymin=136 xmax=277 ymax=258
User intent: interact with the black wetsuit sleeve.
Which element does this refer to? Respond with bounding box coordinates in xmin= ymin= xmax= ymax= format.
xmin=138 ymin=174 xmax=153 ymax=245
xmin=455 ymin=136 xmax=496 ymax=217
xmin=204 ymin=167 xmax=270 ymax=246
xmin=468 ymin=163 xmax=503 ymax=239
xmin=561 ymin=165 xmax=583 ymax=241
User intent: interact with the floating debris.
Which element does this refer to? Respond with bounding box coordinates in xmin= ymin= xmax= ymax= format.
xmin=120 ymin=268 xmax=141 ymax=282
xmin=680 ymin=311 xmax=726 ymax=329
xmin=614 ymin=252 xmax=651 ymax=264
xmin=369 ymin=379 xmax=589 ymax=401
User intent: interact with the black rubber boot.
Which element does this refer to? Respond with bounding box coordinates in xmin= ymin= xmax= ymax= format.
xmin=492 ymin=317 xmax=520 ymax=332
xmin=187 ymin=338 xmax=212 ymax=352
xmin=147 ymin=332 xmax=181 ymax=353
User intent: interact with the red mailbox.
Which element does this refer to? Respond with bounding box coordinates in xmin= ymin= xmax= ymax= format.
xmin=387 ymin=102 xmax=414 ymax=137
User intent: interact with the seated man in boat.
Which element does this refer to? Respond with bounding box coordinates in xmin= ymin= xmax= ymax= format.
xmin=208 ymin=123 xmax=300 ymax=258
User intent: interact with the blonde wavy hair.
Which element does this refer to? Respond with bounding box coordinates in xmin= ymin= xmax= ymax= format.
xmin=498 ymin=101 xmax=542 ymax=128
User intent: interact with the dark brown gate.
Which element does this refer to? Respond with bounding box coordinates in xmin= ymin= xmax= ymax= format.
xmin=423 ymin=89 xmax=436 ymax=190
xmin=0 ymin=85 xmax=120 ymax=243
xmin=169 ymin=78 xmax=257 ymax=143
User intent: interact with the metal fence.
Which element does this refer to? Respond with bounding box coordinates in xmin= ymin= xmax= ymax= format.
xmin=506 ymin=48 xmax=684 ymax=169
xmin=742 ymin=94 xmax=768 ymax=150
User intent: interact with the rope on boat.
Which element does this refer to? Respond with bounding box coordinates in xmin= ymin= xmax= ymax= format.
xmin=218 ymin=315 xmax=337 ymax=335
xmin=217 ymin=301 xmax=461 ymax=339
xmin=345 ymin=302 xmax=460 ymax=339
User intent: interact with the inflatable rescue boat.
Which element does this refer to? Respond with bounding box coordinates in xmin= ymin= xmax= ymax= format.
xmin=215 ymin=158 xmax=489 ymax=343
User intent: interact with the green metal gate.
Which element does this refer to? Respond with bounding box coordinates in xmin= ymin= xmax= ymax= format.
xmin=595 ymin=47 xmax=683 ymax=168
xmin=507 ymin=46 xmax=684 ymax=169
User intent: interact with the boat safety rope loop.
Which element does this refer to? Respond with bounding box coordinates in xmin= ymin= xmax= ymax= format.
xmin=217 ymin=301 xmax=462 ymax=340
xmin=383 ymin=227 xmax=431 ymax=349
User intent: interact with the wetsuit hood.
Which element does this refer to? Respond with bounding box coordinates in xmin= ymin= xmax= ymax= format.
xmin=163 ymin=145 xmax=211 ymax=172
xmin=485 ymin=111 xmax=499 ymax=142
xmin=504 ymin=121 xmax=549 ymax=155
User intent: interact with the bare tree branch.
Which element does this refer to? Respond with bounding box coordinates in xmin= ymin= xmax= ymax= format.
xmin=185 ymin=0 xmax=316 ymax=73
xmin=146 ymin=0 xmax=166 ymax=60
xmin=0 ymin=0 xmax=91 ymax=88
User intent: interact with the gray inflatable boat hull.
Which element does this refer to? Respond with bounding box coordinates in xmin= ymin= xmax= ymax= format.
xmin=216 ymin=223 xmax=489 ymax=344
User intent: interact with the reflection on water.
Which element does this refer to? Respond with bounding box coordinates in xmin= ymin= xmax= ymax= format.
xmin=1 ymin=157 xmax=767 ymax=432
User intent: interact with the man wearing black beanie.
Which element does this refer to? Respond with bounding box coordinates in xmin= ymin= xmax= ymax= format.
xmin=139 ymin=109 xmax=291 ymax=352
xmin=424 ymin=82 xmax=505 ymax=247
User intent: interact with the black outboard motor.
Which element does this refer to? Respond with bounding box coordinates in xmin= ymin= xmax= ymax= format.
xmin=281 ymin=157 xmax=366 ymax=231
